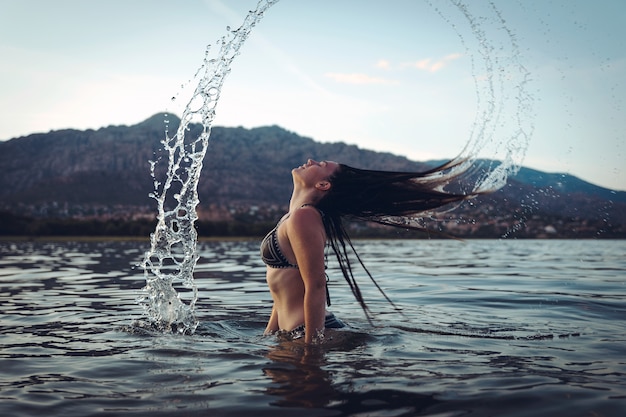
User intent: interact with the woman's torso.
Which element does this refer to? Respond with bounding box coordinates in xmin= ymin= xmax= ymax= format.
xmin=261 ymin=208 xmax=326 ymax=331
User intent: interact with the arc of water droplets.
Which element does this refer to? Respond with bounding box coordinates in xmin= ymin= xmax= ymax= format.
xmin=447 ymin=0 xmax=535 ymax=239
xmin=420 ymin=0 xmax=534 ymax=192
xmin=395 ymin=0 xmax=535 ymax=233
xmin=138 ymin=0 xmax=280 ymax=334
xmin=454 ymin=1 xmax=534 ymax=193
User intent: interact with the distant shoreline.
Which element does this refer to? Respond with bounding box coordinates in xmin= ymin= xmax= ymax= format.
xmin=0 ymin=235 xmax=256 ymax=243
xmin=1 ymin=235 xmax=624 ymax=242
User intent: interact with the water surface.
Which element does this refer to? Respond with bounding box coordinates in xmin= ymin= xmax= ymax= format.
xmin=1 ymin=239 xmax=624 ymax=416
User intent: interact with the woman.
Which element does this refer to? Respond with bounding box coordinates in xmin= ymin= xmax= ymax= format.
xmin=261 ymin=158 xmax=480 ymax=344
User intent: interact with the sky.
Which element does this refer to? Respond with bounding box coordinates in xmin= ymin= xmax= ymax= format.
xmin=1 ymin=0 xmax=624 ymax=191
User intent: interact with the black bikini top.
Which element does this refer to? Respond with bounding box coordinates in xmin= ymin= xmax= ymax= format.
xmin=260 ymin=223 xmax=298 ymax=269
xmin=260 ymin=205 xmax=324 ymax=269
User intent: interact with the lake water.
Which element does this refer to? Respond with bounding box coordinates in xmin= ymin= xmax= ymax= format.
xmin=1 ymin=238 xmax=624 ymax=417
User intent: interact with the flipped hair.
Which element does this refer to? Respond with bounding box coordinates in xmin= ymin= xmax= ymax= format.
xmin=315 ymin=157 xmax=482 ymax=320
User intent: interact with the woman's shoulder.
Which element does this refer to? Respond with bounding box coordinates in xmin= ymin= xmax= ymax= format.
xmin=287 ymin=205 xmax=324 ymax=230
xmin=287 ymin=205 xmax=326 ymax=243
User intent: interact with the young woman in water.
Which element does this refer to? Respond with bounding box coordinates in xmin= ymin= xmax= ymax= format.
xmin=261 ymin=158 xmax=480 ymax=344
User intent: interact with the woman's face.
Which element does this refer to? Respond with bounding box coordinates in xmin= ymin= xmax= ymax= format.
xmin=293 ymin=159 xmax=339 ymax=187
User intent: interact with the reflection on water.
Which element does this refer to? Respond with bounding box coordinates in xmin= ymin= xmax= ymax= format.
xmin=0 ymin=239 xmax=625 ymax=416
xmin=263 ymin=330 xmax=372 ymax=409
xmin=265 ymin=341 xmax=442 ymax=414
xmin=265 ymin=342 xmax=337 ymax=408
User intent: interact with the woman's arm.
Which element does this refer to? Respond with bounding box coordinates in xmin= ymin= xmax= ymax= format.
xmin=288 ymin=207 xmax=327 ymax=344
xmin=264 ymin=305 xmax=278 ymax=335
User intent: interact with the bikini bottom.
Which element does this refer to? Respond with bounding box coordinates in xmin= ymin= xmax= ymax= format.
xmin=278 ymin=312 xmax=345 ymax=341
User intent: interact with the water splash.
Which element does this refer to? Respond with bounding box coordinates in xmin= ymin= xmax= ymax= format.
xmin=137 ymin=0 xmax=280 ymax=334
xmin=427 ymin=0 xmax=534 ymax=193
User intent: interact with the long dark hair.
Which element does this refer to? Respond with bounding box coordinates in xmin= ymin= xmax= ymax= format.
xmin=315 ymin=157 xmax=483 ymax=320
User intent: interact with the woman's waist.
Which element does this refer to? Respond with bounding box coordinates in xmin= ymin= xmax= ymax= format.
xmin=276 ymin=312 xmax=346 ymax=340
xmin=265 ymin=268 xmax=304 ymax=293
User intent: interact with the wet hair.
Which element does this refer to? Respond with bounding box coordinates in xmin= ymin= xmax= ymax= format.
xmin=315 ymin=157 xmax=482 ymax=320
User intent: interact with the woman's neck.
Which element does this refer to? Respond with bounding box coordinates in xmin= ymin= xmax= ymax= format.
xmin=288 ymin=189 xmax=320 ymax=212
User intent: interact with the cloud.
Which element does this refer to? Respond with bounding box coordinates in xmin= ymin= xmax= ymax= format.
xmin=323 ymin=53 xmax=462 ymax=86
xmin=324 ymin=72 xmax=397 ymax=85
xmin=402 ymin=53 xmax=463 ymax=73
xmin=376 ymin=59 xmax=391 ymax=70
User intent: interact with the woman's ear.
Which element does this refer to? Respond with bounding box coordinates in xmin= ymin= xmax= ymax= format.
xmin=315 ymin=180 xmax=331 ymax=191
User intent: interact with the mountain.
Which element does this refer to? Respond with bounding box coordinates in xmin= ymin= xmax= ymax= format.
xmin=1 ymin=113 xmax=624 ymax=238
xmin=513 ymin=166 xmax=625 ymax=203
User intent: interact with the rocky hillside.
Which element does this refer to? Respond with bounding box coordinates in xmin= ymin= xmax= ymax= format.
xmin=1 ymin=113 xmax=624 ymax=238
